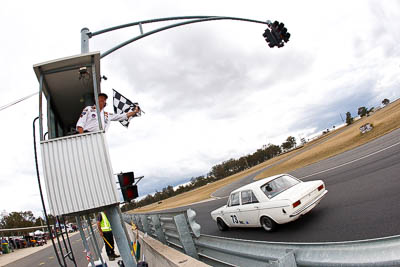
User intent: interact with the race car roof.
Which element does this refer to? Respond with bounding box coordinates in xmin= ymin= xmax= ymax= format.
xmin=230 ymin=174 xmax=286 ymax=194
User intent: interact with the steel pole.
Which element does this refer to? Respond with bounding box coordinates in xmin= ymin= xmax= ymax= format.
xmin=105 ymin=206 xmax=136 ymax=267
xmin=100 ymin=16 xmax=268 ymax=58
xmin=81 ymin=28 xmax=90 ymax=53
xmin=76 ymin=216 xmax=96 ymax=267
xmin=86 ymin=216 xmax=106 ymax=267
xmin=38 ymin=74 xmax=44 ymax=141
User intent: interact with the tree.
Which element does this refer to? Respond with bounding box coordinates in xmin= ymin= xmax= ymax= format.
xmin=265 ymin=144 xmax=281 ymax=157
xmin=287 ymin=136 xmax=296 ymax=148
xmin=281 ymin=136 xmax=296 ymax=151
xmin=346 ymin=112 xmax=353 ymax=125
xmin=0 ymin=211 xmax=37 ymax=229
xmin=162 ymin=185 xmax=175 ymax=198
xmin=358 ymin=107 xmax=367 ymax=117
xmin=281 ymin=142 xmax=290 ymax=151
xmin=209 ymin=164 xmax=226 ymax=180
xmin=382 ymin=98 xmax=390 ymax=106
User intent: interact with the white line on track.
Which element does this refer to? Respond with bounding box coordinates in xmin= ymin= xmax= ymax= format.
xmin=300 ymin=140 xmax=400 ymax=179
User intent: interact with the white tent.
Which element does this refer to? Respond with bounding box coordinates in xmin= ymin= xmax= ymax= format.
xmin=34 ymin=230 xmax=44 ymax=236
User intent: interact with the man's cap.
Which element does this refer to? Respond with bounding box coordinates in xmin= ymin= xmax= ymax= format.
xmin=99 ymin=93 xmax=108 ymax=99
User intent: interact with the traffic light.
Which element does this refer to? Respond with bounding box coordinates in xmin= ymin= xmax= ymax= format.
xmin=283 ymin=31 xmax=290 ymax=43
xmin=277 ymin=22 xmax=284 ymax=32
xmin=118 ymin=172 xmax=138 ymax=202
xmin=263 ymin=28 xmax=279 ymax=48
xmin=276 ymin=22 xmax=290 ymax=44
xmin=263 ymin=20 xmax=290 ymax=48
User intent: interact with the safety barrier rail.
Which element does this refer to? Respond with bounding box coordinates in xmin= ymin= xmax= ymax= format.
xmin=122 ymin=210 xmax=400 ymax=266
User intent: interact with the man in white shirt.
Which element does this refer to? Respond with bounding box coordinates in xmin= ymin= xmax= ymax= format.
xmin=76 ymin=93 xmax=139 ymax=133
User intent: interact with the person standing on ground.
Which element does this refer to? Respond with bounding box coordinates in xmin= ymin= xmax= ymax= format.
xmin=97 ymin=212 xmax=119 ymax=261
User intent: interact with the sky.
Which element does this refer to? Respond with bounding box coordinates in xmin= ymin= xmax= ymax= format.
xmin=0 ymin=0 xmax=399 ymax=217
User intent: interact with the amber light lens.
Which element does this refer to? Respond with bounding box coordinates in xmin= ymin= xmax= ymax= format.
xmin=292 ymin=200 xmax=301 ymax=208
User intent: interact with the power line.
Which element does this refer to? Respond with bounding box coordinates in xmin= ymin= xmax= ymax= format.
xmin=0 ymin=92 xmax=38 ymax=112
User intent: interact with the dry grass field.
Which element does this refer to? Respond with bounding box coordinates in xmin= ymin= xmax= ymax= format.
xmin=255 ymin=99 xmax=400 ymax=179
xmin=130 ymin=99 xmax=400 ymax=213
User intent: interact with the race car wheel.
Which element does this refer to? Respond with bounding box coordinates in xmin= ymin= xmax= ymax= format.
xmin=217 ymin=218 xmax=229 ymax=231
xmin=260 ymin=216 xmax=276 ymax=232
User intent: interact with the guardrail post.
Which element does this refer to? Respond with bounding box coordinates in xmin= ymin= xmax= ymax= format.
xmin=151 ymin=214 xmax=167 ymax=244
xmin=140 ymin=214 xmax=150 ymax=234
xmin=174 ymin=214 xmax=199 ymax=259
xmin=187 ymin=209 xmax=201 ymax=237
xmin=128 ymin=215 xmax=136 ymax=227
xmin=276 ymin=250 xmax=297 ymax=267
xmin=134 ymin=215 xmax=142 ymax=231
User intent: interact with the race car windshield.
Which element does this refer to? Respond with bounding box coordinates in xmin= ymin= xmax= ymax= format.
xmin=261 ymin=175 xmax=300 ymax=199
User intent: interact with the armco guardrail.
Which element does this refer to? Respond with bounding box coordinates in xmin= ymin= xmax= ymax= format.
xmin=123 ymin=209 xmax=200 ymax=260
xmin=122 ymin=210 xmax=400 ymax=266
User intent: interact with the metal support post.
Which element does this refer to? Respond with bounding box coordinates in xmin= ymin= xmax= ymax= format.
xmin=117 ymin=206 xmax=133 ymax=248
xmin=76 ymin=216 xmax=96 ymax=267
xmin=105 ymin=206 xmax=136 ymax=267
xmin=151 ymin=214 xmax=167 ymax=244
xmin=130 ymin=215 xmax=141 ymax=231
xmin=38 ymin=74 xmax=44 ymax=141
xmin=134 ymin=215 xmax=142 ymax=231
xmin=277 ymin=250 xmax=297 ymax=267
xmin=86 ymin=215 xmax=105 ymax=266
xmin=81 ymin=28 xmax=90 ymax=54
xmin=91 ymin=58 xmax=103 ymax=131
xmin=140 ymin=215 xmax=150 ymax=234
xmin=174 ymin=214 xmax=199 ymax=259
xmin=187 ymin=209 xmax=201 ymax=238
xmin=84 ymin=216 xmax=98 ymax=261
xmin=139 ymin=23 xmax=144 ymax=35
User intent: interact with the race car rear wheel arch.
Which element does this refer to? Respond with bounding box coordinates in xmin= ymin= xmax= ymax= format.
xmin=260 ymin=216 xmax=277 ymax=232
xmin=217 ymin=217 xmax=229 ymax=231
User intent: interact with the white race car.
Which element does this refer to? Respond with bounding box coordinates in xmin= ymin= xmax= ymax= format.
xmin=211 ymin=174 xmax=328 ymax=232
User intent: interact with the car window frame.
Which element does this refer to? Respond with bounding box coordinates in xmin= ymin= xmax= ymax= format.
xmin=228 ymin=192 xmax=240 ymax=207
xmin=260 ymin=175 xmax=301 ymax=199
xmin=240 ymin=190 xmax=259 ymax=205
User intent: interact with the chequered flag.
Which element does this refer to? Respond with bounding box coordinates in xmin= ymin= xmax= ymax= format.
xmin=113 ymin=89 xmax=140 ymax=128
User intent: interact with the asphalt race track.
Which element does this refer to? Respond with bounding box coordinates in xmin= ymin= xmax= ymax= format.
xmin=6 ymin=231 xmax=103 ymax=267
xmin=163 ymin=128 xmax=400 ymax=242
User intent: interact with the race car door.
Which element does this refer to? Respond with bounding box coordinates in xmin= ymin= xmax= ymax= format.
xmin=222 ymin=192 xmax=242 ymax=227
xmin=236 ymin=190 xmax=260 ymax=226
